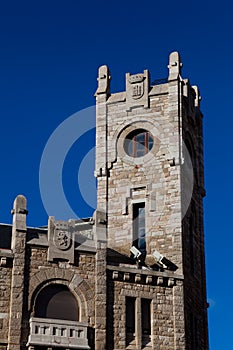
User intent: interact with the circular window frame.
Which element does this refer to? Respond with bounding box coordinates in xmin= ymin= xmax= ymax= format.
xmin=123 ymin=128 xmax=154 ymax=158
xmin=117 ymin=121 xmax=160 ymax=165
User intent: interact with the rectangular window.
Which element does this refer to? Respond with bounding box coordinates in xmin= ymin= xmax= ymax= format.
xmin=141 ymin=298 xmax=151 ymax=335
xmin=141 ymin=298 xmax=152 ymax=348
xmin=133 ymin=202 xmax=146 ymax=254
xmin=126 ymin=297 xmax=136 ymax=346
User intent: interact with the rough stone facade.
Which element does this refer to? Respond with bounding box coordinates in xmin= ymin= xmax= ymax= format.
xmin=0 ymin=52 xmax=208 ymax=350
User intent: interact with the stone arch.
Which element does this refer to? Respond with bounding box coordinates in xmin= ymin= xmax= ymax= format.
xmin=34 ymin=283 xmax=80 ymax=321
xmin=29 ymin=267 xmax=94 ymax=323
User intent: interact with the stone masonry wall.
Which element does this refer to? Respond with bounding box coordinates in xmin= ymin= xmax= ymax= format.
xmin=95 ymin=52 xmax=208 ymax=349
xmin=95 ymin=53 xmax=185 ymax=277
xmin=181 ymin=81 xmax=209 ymax=349
xmin=106 ymin=93 xmax=183 ymax=272
xmin=0 ymin=264 xmax=12 ymax=345
xmin=106 ymin=271 xmax=185 ymax=350
xmin=20 ymin=245 xmax=96 ymax=348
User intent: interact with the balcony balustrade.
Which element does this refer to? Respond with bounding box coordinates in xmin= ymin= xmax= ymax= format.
xmin=27 ymin=317 xmax=90 ymax=349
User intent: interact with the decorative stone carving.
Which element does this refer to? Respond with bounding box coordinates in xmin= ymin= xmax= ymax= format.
xmin=53 ymin=229 xmax=72 ymax=251
xmin=168 ymin=278 xmax=175 ymax=287
xmin=112 ymin=271 xmax=119 ymax=280
xmin=157 ymin=276 xmax=163 ymax=285
xmin=123 ymin=272 xmax=130 ymax=281
xmin=95 ymin=65 xmax=111 ymax=97
xmin=192 ymin=85 xmax=201 ymax=108
xmin=146 ymin=275 xmax=152 ymax=284
xmin=135 ymin=274 xmax=141 ymax=283
xmin=0 ymin=257 xmax=7 ymax=267
xmin=129 ymin=74 xmax=145 ymax=100
xmin=11 ymin=194 xmax=28 ymax=234
xmin=168 ymin=51 xmax=182 ymax=81
xmin=126 ymin=70 xmax=149 ymax=111
xmin=48 ymin=217 xmax=75 ymax=263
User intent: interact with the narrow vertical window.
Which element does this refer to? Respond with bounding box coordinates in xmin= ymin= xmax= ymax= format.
xmin=133 ymin=203 xmax=146 ymax=255
xmin=141 ymin=299 xmax=151 ymax=347
xmin=126 ymin=297 xmax=136 ymax=346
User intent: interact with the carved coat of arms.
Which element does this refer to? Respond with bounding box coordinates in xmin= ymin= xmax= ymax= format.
xmin=53 ymin=229 xmax=72 ymax=251
xmin=126 ymin=70 xmax=149 ymax=111
xmin=128 ymin=74 xmax=144 ymax=100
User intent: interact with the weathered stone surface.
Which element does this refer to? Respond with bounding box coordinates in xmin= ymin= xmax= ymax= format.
xmin=95 ymin=51 xmax=208 ymax=349
xmin=0 ymin=52 xmax=208 ymax=350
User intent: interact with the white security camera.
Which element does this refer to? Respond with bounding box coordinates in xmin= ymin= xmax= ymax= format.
xmin=130 ymin=246 xmax=142 ymax=259
xmin=153 ymin=249 xmax=167 ymax=268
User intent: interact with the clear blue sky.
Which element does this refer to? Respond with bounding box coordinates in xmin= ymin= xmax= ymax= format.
xmin=0 ymin=1 xmax=232 ymax=348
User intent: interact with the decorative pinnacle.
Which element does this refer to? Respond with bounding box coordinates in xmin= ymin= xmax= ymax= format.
xmin=95 ymin=65 xmax=111 ymax=96
xmin=168 ymin=51 xmax=182 ymax=81
xmin=11 ymin=195 xmax=28 ymax=215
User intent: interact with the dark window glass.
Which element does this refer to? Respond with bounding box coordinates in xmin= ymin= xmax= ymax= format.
xmin=126 ymin=297 xmax=136 ymax=346
xmin=124 ymin=129 xmax=153 ymax=157
xmin=141 ymin=299 xmax=151 ymax=335
xmin=133 ymin=203 xmax=146 ymax=255
xmin=126 ymin=297 xmax=136 ymax=333
xmin=35 ymin=284 xmax=79 ymax=321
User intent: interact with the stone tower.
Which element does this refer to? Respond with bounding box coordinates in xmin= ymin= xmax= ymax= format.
xmin=0 ymin=51 xmax=208 ymax=350
xmin=95 ymin=51 xmax=208 ymax=349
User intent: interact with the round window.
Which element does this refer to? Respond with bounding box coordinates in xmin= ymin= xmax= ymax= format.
xmin=124 ymin=129 xmax=154 ymax=158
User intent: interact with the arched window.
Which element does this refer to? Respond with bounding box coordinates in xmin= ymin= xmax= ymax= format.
xmin=34 ymin=284 xmax=79 ymax=321
xmin=124 ymin=129 xmax=153 ymax=157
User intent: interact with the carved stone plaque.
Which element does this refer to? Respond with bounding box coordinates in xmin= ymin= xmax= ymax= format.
xmin=128 ymin=74 xmax=144 ymax=99
xmin=126 ymin=70 xmax=149 ymax=111
xmin=48 ymin=217 xmax=75 ymax=263
xmin=53 ymin=229 xmax=72 ymax=251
